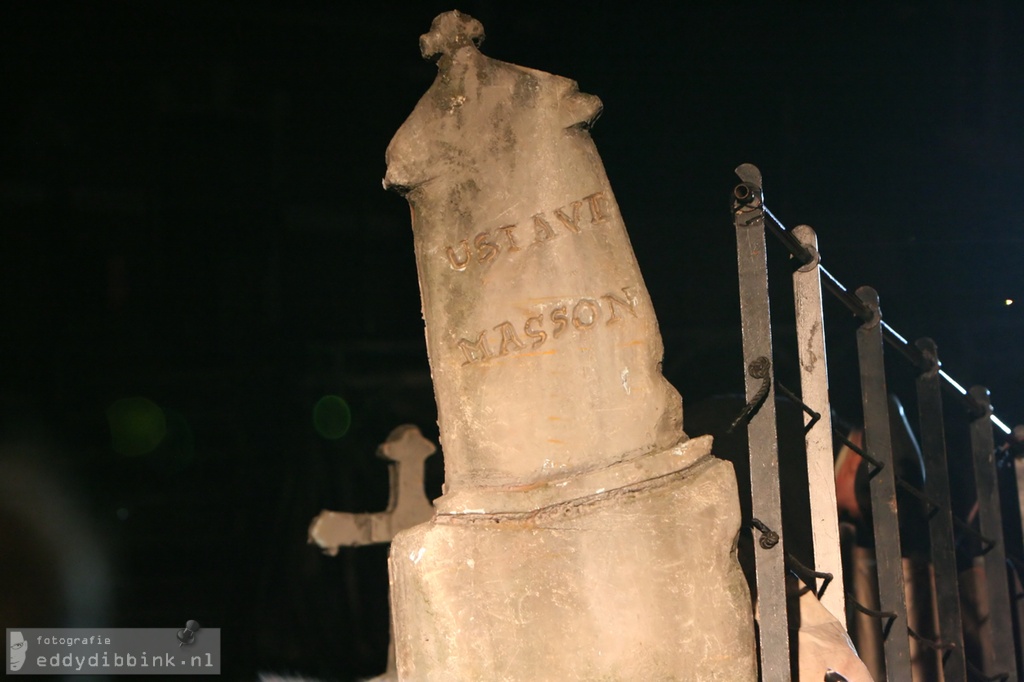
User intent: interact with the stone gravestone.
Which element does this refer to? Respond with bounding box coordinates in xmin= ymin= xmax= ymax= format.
xmin=309 ymin=425 xmax=435 ymax=555
xmin=383 ymin=11 xmax=757 ymax=681
xmin=308 ymin=425 xmax=437 ymax=681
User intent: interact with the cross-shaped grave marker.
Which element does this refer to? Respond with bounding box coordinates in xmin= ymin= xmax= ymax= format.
xmin=308 ymin=424 xmax=436 ymax=680
xmin=308 ymin=424 xmax=435 ymax=553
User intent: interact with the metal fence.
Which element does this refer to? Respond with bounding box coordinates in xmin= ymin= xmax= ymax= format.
xmin=731 ymin=163 xmax=1024 ymax=682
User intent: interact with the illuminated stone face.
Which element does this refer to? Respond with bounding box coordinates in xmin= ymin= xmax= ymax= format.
xmin=384 ymin=11 xmax=683 ymax=502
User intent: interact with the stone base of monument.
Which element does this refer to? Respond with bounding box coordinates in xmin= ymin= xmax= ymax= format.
xmin=389 ymin=436 xmax=757 ymax=681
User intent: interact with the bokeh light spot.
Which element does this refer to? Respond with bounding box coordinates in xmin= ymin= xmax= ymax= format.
xmin=147 ymin=409 xmax=196 ymax=474
xmin=1006 ymin=298 xmax=1014 ymax=306
xmin=107 ymin=397 xmax=167 ymax=456
xmin=314 ymin=395 xmax=351 ymax=439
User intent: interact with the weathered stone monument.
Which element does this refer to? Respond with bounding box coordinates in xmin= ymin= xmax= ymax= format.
xmin=383 ymin=11 xmax=757 ymax=680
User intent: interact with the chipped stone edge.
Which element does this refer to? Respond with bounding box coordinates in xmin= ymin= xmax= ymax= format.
xmin=434 ymin=434 xmax=714 ymax=516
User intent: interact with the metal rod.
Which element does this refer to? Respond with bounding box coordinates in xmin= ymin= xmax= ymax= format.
xmin=1008 ymin=454 xmax=1024 ymax=675
xmin=915 ymin=337 xmax=968 ymax=682
xmin=791 ymin=223 xmax=846 ymax=624
xmin=969 ymin=386 xmax=1018 ymax=682
xmin=733 ymin=164 xmax=791 ymax=682
xmin=855 ymin=286 xmax=913 ymax=681
xmin=998 ymin=452 xmax=1024 ymax=677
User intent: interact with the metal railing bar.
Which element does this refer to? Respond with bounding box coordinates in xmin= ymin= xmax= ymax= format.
xmin=761 ymin=206 xmax=1013 ymax=435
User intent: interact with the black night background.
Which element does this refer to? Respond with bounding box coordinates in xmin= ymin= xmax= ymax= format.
xmin=2 ymin=2 xmax=1023 ymax=679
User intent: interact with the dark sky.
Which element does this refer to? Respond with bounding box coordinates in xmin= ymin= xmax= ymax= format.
xmin=1 ymin=2 xmax=1022 ymax=678
xmin=4 ymin=2 xmax=1022 ymax=411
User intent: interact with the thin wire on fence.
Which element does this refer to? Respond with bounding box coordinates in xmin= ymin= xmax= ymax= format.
xmin=761 ymin=205 xmax=1012 ymax=435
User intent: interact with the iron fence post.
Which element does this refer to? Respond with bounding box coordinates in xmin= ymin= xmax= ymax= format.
xmin=733 ymin=163 xmax=791 ymax=681
xmin=969 ymin=385 xmax=1018 ymax=682
xmin=915 ymin=337 xmax=967 ymax=682
xmin=855 ymin=286 xmax=912 ymax=681
xmin=792 ymin=223 xmax=846 ymax=624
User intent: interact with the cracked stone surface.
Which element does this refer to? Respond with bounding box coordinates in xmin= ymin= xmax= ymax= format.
xmin=390 ymin=451 xmax=755 ymax=681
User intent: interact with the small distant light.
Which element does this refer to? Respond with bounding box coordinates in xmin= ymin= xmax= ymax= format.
xmin=1006 ymin=299 xmax=1014 ymax=306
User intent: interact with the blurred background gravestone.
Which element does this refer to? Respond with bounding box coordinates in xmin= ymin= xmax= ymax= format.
xmin=308 ymin=425 xmax=436 ymax=681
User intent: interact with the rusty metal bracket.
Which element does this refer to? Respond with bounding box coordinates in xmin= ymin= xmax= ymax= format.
xmin=751 ymin=517 xmax=780 ymax=550
xmin=785 ymin=552 xmax=834 ymax=601
xmin=773 ymin=381 xmax=821 ymax=436
xmin=728 ymin=356 xmax=772 ymax=433
xmin=845 ymin=592 xmax=898 ymax=641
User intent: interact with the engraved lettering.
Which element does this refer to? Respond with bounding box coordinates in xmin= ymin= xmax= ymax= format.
xmin=497 ymin=224 xmax=520 ymax=252
xmin=446 ymin=240 xmax=472 ymax=271
xmin=455 ymin=285 xmax=641 ymax=366
xmin=445 ymin=190 xmax=608 ymax=273
xmin=572 ymin=299 xmax=599 ymax=329
xmin=474 ymin=231 xmax=501 ymax=263
xmin=584 ymin=191 xmax=610 ymax=224
xmin=494 ymin=321 xmax=526 ymax=355
xmin=523 ymin=315 xmax=547 ymax=348
xmin=458 ymin=331 xmax=493 ymax=365
xmin=602 ymin=287 xmax=639 ymax=323
xmin=533 ymin=213 xmax=555 ymax=242
xmin=553 ymin=200 xmax=583 ymax=234
xmin=550 ymin=306 xmax=568 ymax=337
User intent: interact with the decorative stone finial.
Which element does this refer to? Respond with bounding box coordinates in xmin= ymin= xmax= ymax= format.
xmin=419 ymin=10 xmax=485 ymax=61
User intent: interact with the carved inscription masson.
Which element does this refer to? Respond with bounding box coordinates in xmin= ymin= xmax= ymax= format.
xmin=457 ymin=286 xmax=639 ymax=365
xmin=445 ymin=190 xmax=610 ymax=271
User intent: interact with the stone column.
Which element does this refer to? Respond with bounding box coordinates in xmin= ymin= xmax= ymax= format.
xmin=383 ymin=11 xmax=756 ymax=681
